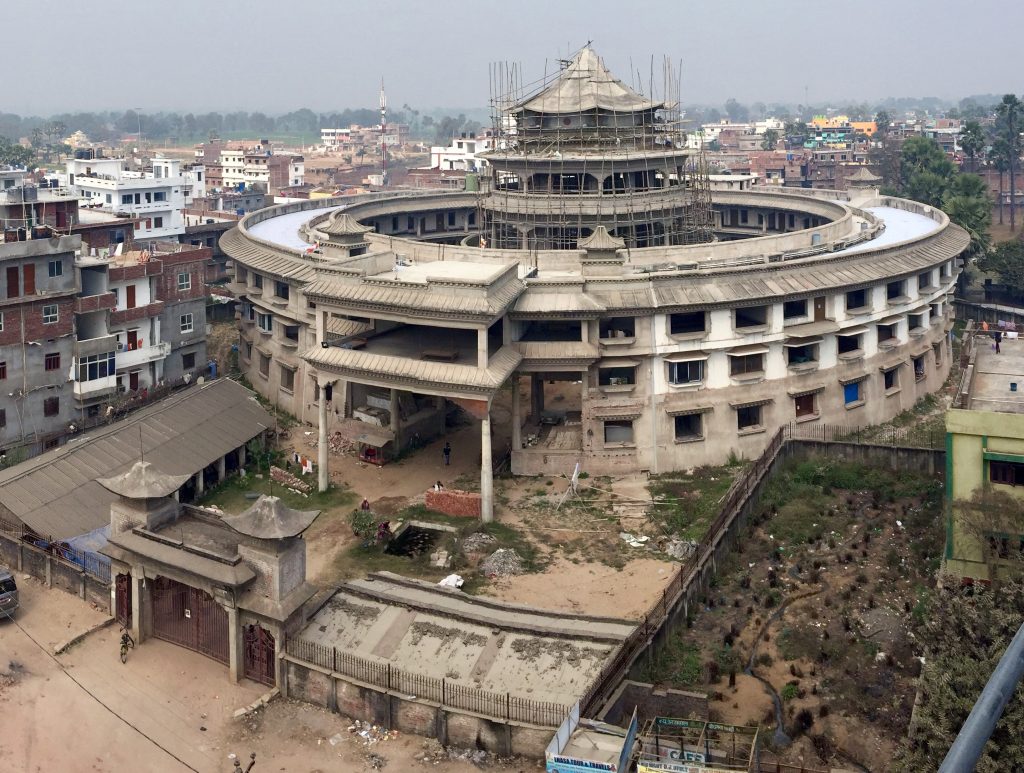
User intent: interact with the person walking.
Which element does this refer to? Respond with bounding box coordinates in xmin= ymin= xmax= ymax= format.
xmin=442 ymin=441 xmax=451 ymax=466
xmin=995 ymin=330 xmax=1003 ymax=354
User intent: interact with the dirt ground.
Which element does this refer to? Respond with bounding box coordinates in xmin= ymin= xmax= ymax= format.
xmin=0 ymin=578 xmax=538 ymax=773
xmin=644 ymin=457 xmax=943 ymax=772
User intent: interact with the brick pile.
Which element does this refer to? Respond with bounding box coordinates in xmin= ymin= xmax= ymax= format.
xmin=270 ymin=465 xmax=312 ymax=494
xmin=424 ymin=488 xmax=481 ymax=518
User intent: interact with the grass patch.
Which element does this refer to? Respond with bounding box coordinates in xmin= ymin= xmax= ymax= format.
xmin=640 ymin=637 xmax=703 ymax=687
xmin=649 ymin=464 xmax=745 ymax=540
xmin=198 ymin=471 xmax=354 ymax=514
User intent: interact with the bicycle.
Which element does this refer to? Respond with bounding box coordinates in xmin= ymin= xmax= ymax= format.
xmin=119 ymin=628 xmax=135 ymax=664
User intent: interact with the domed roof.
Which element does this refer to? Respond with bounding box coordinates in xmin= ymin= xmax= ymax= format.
xmin=513 ymin=46 xmax=662 ymax=115
xmin=578 ymin=225 xmax=626 ymax=252
xmin=97 ymin=460 xmax=191 ymax=499
xmin=221 ymin=494 xmax=320 ymax=539
xmin=320 ymin=212 xmax=373 ymax=237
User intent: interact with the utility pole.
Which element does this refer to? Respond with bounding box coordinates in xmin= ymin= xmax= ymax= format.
xmin=379 ymin=80 xmax=387 ymax=187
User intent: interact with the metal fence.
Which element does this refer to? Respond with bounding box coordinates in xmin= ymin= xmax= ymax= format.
xmin=783 ymin=420 xmax=945 ymax=450
xmin=284 ymin=636 xmax=569 ymax=727
xmin=0 ymin=515 xmax=112 ymax=583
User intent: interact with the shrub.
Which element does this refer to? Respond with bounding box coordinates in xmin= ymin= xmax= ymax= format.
xmin=781 ymin=683 xmax=799 ymax=702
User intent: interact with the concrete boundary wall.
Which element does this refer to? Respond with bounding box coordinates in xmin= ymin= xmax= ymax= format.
xmin=0 ymin=531 xmax=111 ymax=612
xmin=283 ymin=657 xmax=553 ymax=757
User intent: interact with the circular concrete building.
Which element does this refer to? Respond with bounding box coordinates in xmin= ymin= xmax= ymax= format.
xmin=221 ymin=48 xmax=967 ymax=515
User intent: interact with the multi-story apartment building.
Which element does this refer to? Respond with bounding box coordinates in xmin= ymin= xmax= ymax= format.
xmin=430 ymin=131 xmax=496 ymax=173
xmin=196 ymin=140 xmax=303 ymax=194
xmin=1 ymin=169 xmax=79 ymax=233
xmin=107 ymin=243 xmax=209 ymax=391
xmin=66 ymin=157 xmax=186 ymax=239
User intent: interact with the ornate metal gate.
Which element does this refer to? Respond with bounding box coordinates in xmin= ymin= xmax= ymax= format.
xmin=243 ymin=624 xmax=276 ymax=686
xmin=152 ymin=577 xmax=229 ymax=665
xmin=115 ymin=573 xmax=132 ymax=628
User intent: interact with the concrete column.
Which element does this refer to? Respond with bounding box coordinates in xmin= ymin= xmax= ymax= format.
xmin=239 ymin=444 xmax=247 ymax=468
xmin=530 ymin=375 xmax=544 ymax=420
xmin=390 ymin=388 xmax=401 ymax=449
xmin=477 ymin=328 xmax=489 ymax=369
xmin=194 ymin=471 xmax=204 ymax=496
xmin=318 ymin=379 xmax=330 ymax=493
xmin=581 ymin=320 xmax=590 ymax=344
xmin=130 ymin=572 xmax=144 ymax=643
xmin=480 ymin=408 xmax=493 ymax=523
xmin=216 ymin=455 xmax=226 ymax=483
xmin=226 ymin=606 xmax=242 ymax=683
xmin=511 ymin=375 xmax=522 ymax=450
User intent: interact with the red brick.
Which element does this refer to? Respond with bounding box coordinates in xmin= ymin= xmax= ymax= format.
xmin=424 ymin=489 xmax=481 ymax=518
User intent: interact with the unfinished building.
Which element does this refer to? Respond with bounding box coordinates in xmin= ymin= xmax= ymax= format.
xmin=221 ymin=47 xmax=968 ymax=518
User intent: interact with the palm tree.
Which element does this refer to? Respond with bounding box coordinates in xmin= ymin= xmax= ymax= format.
xmin=995 ymin=94 xmax=1023 ymax=231
xmin=989 ymin=141 xmax=1010 ymax=226
xmin=959 ymin=120 xmax=986 ymax=173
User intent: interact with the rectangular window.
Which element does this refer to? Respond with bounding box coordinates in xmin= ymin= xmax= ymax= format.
xmin=48 ymin=259 xmax=63 ymax=278
xmin=673 ymin=413 xmax=703 ymax=441
xmin=280 ymin=366 xmax=295 ymax=391
xmin=877 ymin=323 xmax=896 ymax=345
xmin=913 ymin=355 xmax=926 ymax=381
xmin=153 ymin=216 xmax=163 ymax=228
xmin=258 ymin=353 xmax=270 ymax=377
xmin=846 ymin=288 xmax=868 ymax=312
xmin=886 ymin=280 xmax=906 ymax=301
xmin=786 ymin=343 xmax=818 ymax=366
xmin=0 ymin=409 xmax=5 ymax=427
xmin=737 ymin=405 xmax=763 ymax=431
xmin=730 ymin=353 xmax=764 ymax=377
xmin=177 ymin=272 xmax=191 ymax=291
xmin=154 ymin=191 xmax=166 ymax=202
xmin=0 ymin=312 xmax=4 ymax=332
xmin=182 ymin=352 xmax=196 ymax=371
xmin=783 ymin=299 xmax=808 ymax=320
xmin=669 ymin=312 xmax=706 ymax=336
xmin=121 ymin=194 xmax=133 ymax=205
xmin=274 ymin=281 xmax=290 ymax=300
xmin=735 ymin=306 xmax=768 ymax=329
xmin=794 ymin=393 xmax=817 ymax=418
xmin=253 ymin=273 xmax=264 ymax=289
xmin=257 ymin=312 xmax=273 ymax=333
xmin=180 ymin=313 xmax=194 ymax=333
xmin=667 ymin=360 xmax=704 ymax=385
xmin=0 ymin=361 xmax=6 ymax=380
xmin=990 ymin=461 xmax=1024 ymax=486
xmin=244 ymin=341 xmax=252 ymax=359
xmin=918 ymin=271 xmax=934 ymax=291
xmin=844 ymin=380 xmax=863 ymax=406
xmin=599 ymin=317 xmax=636 ymax=339
xmin=933 ymin=342 xmax=943 ymax=365
xmin=42 ymin=304 xmax=58 ymax=324
xmin=909 ymin=313 xmax=926 ymax=331
xmin=284 ymin=325 xmax=300 ymax=342
xmin=44 ymin=352 xmax=60 ymax=371
xmin=603 ymin=420 xmax=634 ymax=444
xmin=79 ymin=352 xmax=115 ymax=382
xmin=883 ymin=367 xmax=899 ymax=391
xmin=43 ymin=396 xmax=59 ymax=417
xmin=837 ymin=333 xmax=863 ymax=355
xmin=598 ymin=366 xmax=636 ymax=386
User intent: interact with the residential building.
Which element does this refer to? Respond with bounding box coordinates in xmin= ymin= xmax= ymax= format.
xmin=66 ymin=157 xmax=186 ymax=239
xmin=429 ymin=131 xmax=497 ymax=172
xmin=945 ymin=330 xmax=1024 ymax=582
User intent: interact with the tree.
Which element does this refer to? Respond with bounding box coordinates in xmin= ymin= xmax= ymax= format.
xmin=960 ymin=120 xmax=986 ymax=173
xmin=979 ymin=240 xmax=1024 ymax=296
xmin=896 ymin=580 xmax=1024 ymax=771
xmin=874 ymin=110 xmax=892 ymax=137
xmin=0 ymin=136 xmax=33 ymax=167
xmin=760 ymin=129 xmax=779 ymax=151
xmin=898 ymin=136 xmax=956 ymax=206
xmin=944 ymin=173 xmax=992 ymax=258
xmin=995 ymin=94 xmax=1023 ymax=231
xmin=724 ymin=98 xmax=749 ymax=123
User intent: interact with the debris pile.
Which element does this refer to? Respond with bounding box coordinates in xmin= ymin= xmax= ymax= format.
xmin=307 ymin=432 xmax=358 ymax=455
xmin=664 ymin=538 xmax=698 ymax=561
xmin=270 ymin=465 xmax=311 ymax=494
xmin=461 ymin=532 xmax=497 ymax=553
xmin=339 ymin=719 xmax=399 ymax=747
xmin=480 ymin=548 xmax=525 ymax=578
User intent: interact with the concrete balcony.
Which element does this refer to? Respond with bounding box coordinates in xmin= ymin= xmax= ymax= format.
xmin=76 ymin=334 xmax=117 ymax=359
xmin=111 ymin=301 xmax=165 ymax=325
xmin=117 ymin=341 xmax=171 ymax=369
xmin=74 ymin=375 xmax=117 ymax=401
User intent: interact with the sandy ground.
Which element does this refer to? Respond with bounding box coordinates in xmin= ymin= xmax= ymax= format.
xmin=485 ymin=556 xmax=678 ymax=621
xmin=0 ymin=579 xmax=536 ymax=773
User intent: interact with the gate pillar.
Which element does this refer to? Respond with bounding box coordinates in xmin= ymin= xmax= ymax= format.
xmin=226 ymin=606 xmax=242 ymax=683
xmin=131 ymin=570 xmax=146 ymax=644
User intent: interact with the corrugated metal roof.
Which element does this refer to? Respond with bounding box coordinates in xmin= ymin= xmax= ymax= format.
xmin=0 ymin=379 xmax=272 ymax=540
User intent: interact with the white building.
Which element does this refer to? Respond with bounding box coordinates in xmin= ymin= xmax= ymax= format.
xmin=430 ymin=132 xmax=496 ymax=172
xmin=321 ymin=127 xmax=352 ymax=149
xmin=66 ymin=157 xmax=186 ymax=239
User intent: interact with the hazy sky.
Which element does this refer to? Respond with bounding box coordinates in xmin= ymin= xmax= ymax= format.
xmin=8 ymin=0 xmax=1021 ymax=114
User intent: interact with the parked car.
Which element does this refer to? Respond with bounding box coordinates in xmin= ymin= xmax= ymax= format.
xmin=0 ymin=569 xmax=18 ymax=618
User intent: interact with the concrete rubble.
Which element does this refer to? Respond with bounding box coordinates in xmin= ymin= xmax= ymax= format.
xmin=479 ymin=548 xmax=525 ymax=577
